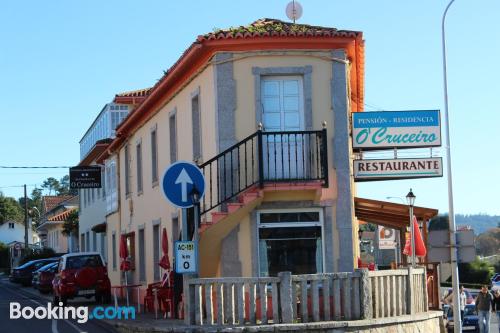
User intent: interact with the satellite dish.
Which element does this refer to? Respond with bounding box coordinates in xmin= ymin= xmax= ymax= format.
xmin=286 ymin=1 xmax=303 ymax=23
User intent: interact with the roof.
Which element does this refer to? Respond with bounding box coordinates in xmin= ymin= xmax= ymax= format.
xmin=42 ymin=195 xmax=74 ymax=214
xmin=47 ymin=208 xmax=77 ymax=222
xmin=96 ymin=18 xmax=364 ymax=163
xmin=114 ymin=88 xmax=152 ymax=104
xmin=354 ymin=197 xmax=439 ymax=230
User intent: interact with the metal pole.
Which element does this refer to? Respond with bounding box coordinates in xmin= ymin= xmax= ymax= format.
xmin=410 ymin=205 xmax=415 ymax=267
xmin=181 ymin=209 xmax=188 ymax=241
xmin=24 ymin=184 xmax=29 ymax=251
xmin=442 ymin=1 xmax=461 ymax=332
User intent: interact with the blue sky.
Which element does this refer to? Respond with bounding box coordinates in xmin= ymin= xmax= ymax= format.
xmin=0 ymin=1 xmax=499 ymax=215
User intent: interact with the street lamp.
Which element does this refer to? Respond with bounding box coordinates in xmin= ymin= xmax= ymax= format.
xmin=190 ymin=186 xmax=201 ymax=244
xmin=406 ymin=189 xmax=416 ymax=267
xmin=442 ymin=1 xmax=461 ymax=332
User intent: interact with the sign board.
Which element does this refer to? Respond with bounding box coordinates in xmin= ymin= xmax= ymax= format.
xmin=354 ymin=157 xmax=443 ymax=181
xmin=69 ymin=166 xmax=102 ymax=189
xmin=427 ymin=229 xmax=475 ymax=263
xmin=378 ymin=226 xmax=396 ymax=250
xmin=174 ymin=241 xmax=198 ymax=274
xmin=352 ymin=110 xmax=441 ymax=150
xmin=161 ymin=161 xmax=205 ymax=209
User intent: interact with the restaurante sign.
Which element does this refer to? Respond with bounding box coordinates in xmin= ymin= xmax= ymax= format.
xmin=352 ymin=110 xmax=441 ymax=150
xmin=353 ymin=157 xmax=443 ymax=181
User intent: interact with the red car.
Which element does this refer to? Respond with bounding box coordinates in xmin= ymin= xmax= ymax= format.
xmin=52 ymin=252 xmax=111 ymax=305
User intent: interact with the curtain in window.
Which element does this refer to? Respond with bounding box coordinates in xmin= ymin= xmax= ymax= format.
xmin=259 ymin=240 xmax=269 ymax=277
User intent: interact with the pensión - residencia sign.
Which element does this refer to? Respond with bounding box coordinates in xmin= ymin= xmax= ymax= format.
xmin=351 ymin=110 xmax=441 ymax=150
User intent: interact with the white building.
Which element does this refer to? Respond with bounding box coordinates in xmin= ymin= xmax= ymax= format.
xmin=78 ymin=90 xmax=150 ymax=262
xmin=0 ymin=220 xmax=36 ymax=245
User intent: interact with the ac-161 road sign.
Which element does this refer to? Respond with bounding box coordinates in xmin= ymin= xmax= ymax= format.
xmin=160 ymin=161 xmax=205 ymax=209
xmin=174 ymin=241 xmax=198 ymax=274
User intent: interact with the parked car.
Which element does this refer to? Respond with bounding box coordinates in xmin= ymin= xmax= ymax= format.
xmin=444 ymin=304 xmax=479 ymax=332
xmin=32 ymin=262 xmax=58 ymax=294
xmin=10 ymin=258 xmax=59 ymax=286
xmin=491 ymin=273 xmax=500 ymax=292
xmin=52 ymin=252 xmax=111 ymax=305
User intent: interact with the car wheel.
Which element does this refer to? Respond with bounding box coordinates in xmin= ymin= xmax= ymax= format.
xmin=95 ymin=292 xmax=102 ymax=304
xmin=60 ymin=296 xmax=67 ymax=306
xmin=103 ymin=292 xmax=112 ymax=304
xmin=53 ymin=294 xmax=60 ymax=304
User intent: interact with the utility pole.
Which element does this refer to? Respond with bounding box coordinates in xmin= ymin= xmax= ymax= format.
xmin=24 ymin=184 xmax=29 ymax=251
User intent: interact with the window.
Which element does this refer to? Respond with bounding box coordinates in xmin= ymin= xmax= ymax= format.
xmin=124 ymin=145 xmax=131 ymax=195
xmin=153 ymin=224 xmax=160 ymax=281
xmin=169 ymin=113 xmax=177 ymax=163
xmin=81 ymin=233 xmax=85 ymax=252
xmin=112 ymin=233 xmax=117 ymax=270
xmin=151 ymin=128 xmax=158 ymax=184
xmin=86 ymin=231 xmax=90 ymax=252
xmin=125 ymin=233 xmax=136 ymax=270
xmin=8 ymin=222 xmax=14 ymax=229
xmin=105 ymin=158 xmax=118 ymax=214
xmin=138 ymin=228 xmax=145 ymax=281
xmin=92 ymin=232 xmax=97 ymax=252
xmin=191 ymin=93 xmax=202 ymax=162
xmin=136 ymin=141 xmax=143 ymax=194
xmin=258 ymin=210 xmax=323 ymax=277
xmin=101 ymin=233 xmax=106 ymax=261
xmin=91 ymin=188 xmax=95 ymax=203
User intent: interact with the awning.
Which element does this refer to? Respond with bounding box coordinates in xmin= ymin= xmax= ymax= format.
xmin=354 ymin=197 xmax=438 ymax=229
xmin=91 ymin=222 xmax=107 ymax=233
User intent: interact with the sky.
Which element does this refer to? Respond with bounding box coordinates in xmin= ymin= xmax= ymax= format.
xmin=0 ymin=0 xmax=499 ymax=215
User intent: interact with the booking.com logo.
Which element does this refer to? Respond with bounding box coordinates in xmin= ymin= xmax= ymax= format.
xmin=9 ymin=302 xmax=136 ymax=323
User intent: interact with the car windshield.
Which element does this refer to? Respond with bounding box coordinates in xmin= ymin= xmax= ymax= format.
xmin=37 ymin=262 xmax=57 ymax=272
xmin=464 ymin=306 xmax=477 ymax=316
xmin=66 ymin=255 xmax=103 ymax=269
xmin=16 ymin=261 xmax=38 ymax=269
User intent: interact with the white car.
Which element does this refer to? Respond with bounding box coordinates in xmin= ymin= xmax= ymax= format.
xmin=492 ymin=273 xmax=500 ymax=292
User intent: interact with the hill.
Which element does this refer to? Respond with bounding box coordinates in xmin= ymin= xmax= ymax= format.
xmin=455 ymin=214 xmax=500 ymax=235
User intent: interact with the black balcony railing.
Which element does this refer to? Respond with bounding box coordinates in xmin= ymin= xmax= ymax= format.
xmin=199 ymin=128 xmax=328 ymax=215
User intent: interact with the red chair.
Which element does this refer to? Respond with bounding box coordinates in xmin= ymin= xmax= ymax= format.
xmin=143 ymin=271 xmax=175 ymax=318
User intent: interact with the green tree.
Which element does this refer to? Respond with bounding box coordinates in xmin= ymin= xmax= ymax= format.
xmin=0 ymin=192 xmax=23 ymax=223
xmin=62 ymin=209 xmax=78 ymax=236
xmin=428 ymin=214 xmax=449 ymax=231
xmin=41 ymin=177 xmax=60 ymax=195
xmin=57 ymin=175 xmax=77 ymax=196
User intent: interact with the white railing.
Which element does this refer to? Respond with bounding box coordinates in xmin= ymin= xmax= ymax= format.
xmin=184 ymin=267 xmax=427 ymax=326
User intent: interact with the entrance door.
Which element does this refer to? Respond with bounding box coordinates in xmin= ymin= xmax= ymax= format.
xmin=261 ymin=76 xmax=305 ymax=180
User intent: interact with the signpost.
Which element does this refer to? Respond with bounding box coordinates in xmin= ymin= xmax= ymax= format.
xmin=352 ymin=110 xmax=441 ymax=150
xmin=161 ymin=161 xmax=205 ymax=275
xmin=354 ymin=157 xmax=443 ymax=181
xmin=174 ymin=241 xmax=198 ymax=274
xmin=69 ymin=166 xmax=102 ymax=189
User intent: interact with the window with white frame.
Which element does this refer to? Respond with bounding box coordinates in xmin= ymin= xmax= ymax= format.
xmin=105 ymin=157 xmax=118 ymax=214
xmin=191 ymin=93 xmax=202 ymax=162
xmin=151 ymin=127 xmax=158 ymax=184
xmin=124 ymin=145 xmax=131 ymax=195
xmin=169 ymin=112 xmax=177 ymax=163
xmin=258 ymin=209 xmax=323 ymax=277
xmin=136 ymin=140 xmax=143 ymax=194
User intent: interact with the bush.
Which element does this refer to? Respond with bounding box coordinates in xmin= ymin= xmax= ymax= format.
xmin=0 ymin=242 xmax=9 ymax=271
xmin=457 ymin=257 xmax=494 ymax=285
xmin=20 ymin=247 xmax=56 ymax=265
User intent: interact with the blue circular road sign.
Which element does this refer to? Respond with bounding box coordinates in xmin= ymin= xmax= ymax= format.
xmin=161 ymin=161 xmax=205 ymax=208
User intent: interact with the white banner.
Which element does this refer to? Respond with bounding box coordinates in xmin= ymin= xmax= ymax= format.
xmin=354 ymin=157 xmax=443 ymax=181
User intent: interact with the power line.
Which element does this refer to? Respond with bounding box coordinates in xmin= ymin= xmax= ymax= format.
xmin=0 ymin=166 xmax=71 ymax=169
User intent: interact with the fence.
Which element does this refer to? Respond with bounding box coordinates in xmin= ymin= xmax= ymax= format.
xmin=184 ymin=267 xmax=428 ymax=326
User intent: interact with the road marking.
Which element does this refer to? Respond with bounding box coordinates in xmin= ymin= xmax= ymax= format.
xmin=52 ymin=319 xmax=59 ymax=333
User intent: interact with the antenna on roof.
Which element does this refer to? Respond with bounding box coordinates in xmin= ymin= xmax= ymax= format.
xmin=286 ymin=0 xmax=302 ymax=23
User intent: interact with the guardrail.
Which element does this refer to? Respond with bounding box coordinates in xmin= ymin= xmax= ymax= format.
xmin=184 ymin=267 xmax=428 ymax=326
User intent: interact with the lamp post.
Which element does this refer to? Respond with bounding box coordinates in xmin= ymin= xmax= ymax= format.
xmin=442 ymin=1 xmax=461 ymax=332
xmin=406 ymin=189 xmax=416 ymax=267
xmin=190 ymin=186 xmax=201 ymax=244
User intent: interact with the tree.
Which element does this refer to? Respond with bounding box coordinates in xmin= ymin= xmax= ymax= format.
xmin=428 ymin=215 xmax=449 ymax=231
xmin=57 ymin=175 xmax=77 ymax=196
xmin=475 ymin=228 xmax=500 ymax=257
xmin=41 ymin=177 xmax=60 ymax=195
xmin=0 ymin=192 xmax=23 ymax=224
xmin=62 ymin=209 xmax=78 ymax=236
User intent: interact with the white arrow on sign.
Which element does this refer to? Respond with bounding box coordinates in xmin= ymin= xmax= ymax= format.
xmin=175 ymin=168 xmax=193 ymax=202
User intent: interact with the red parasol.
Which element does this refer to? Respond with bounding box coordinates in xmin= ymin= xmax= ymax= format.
xmin=403 ymin=216 xmax=427 ymax=257
xmin=119 ymin=234 xmax=131 ymax=271
xmin=159 ymin=227 xmax=171 ymax=270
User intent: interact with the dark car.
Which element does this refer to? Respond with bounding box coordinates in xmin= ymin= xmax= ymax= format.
xmin=53 ymin=252 xmax=111 ymax=305
xmin=10 ymin=258 xmax=59 ymax=286
xmin=445 ymin=304 xmax=479 ymax=332
xmin=32 ymin=262 xmax=58 ymax=293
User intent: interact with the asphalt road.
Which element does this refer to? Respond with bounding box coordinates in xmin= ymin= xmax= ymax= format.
xmin=0 ymin=278 xmax=118 ymax=333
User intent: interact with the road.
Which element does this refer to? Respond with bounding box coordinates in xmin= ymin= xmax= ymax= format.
xmin=0 ymin=278 xmax=117 ymax=333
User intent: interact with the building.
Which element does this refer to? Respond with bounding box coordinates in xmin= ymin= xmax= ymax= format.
xmin=36 ymin=195 xmax=78 ymax=253
xmin=93 ymin=18 xmax=368 ymax=293
xmin=78 ymin=91 xmax=151 ymax=262
xmin=0 ymin=220 xmax=36 ymax=245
